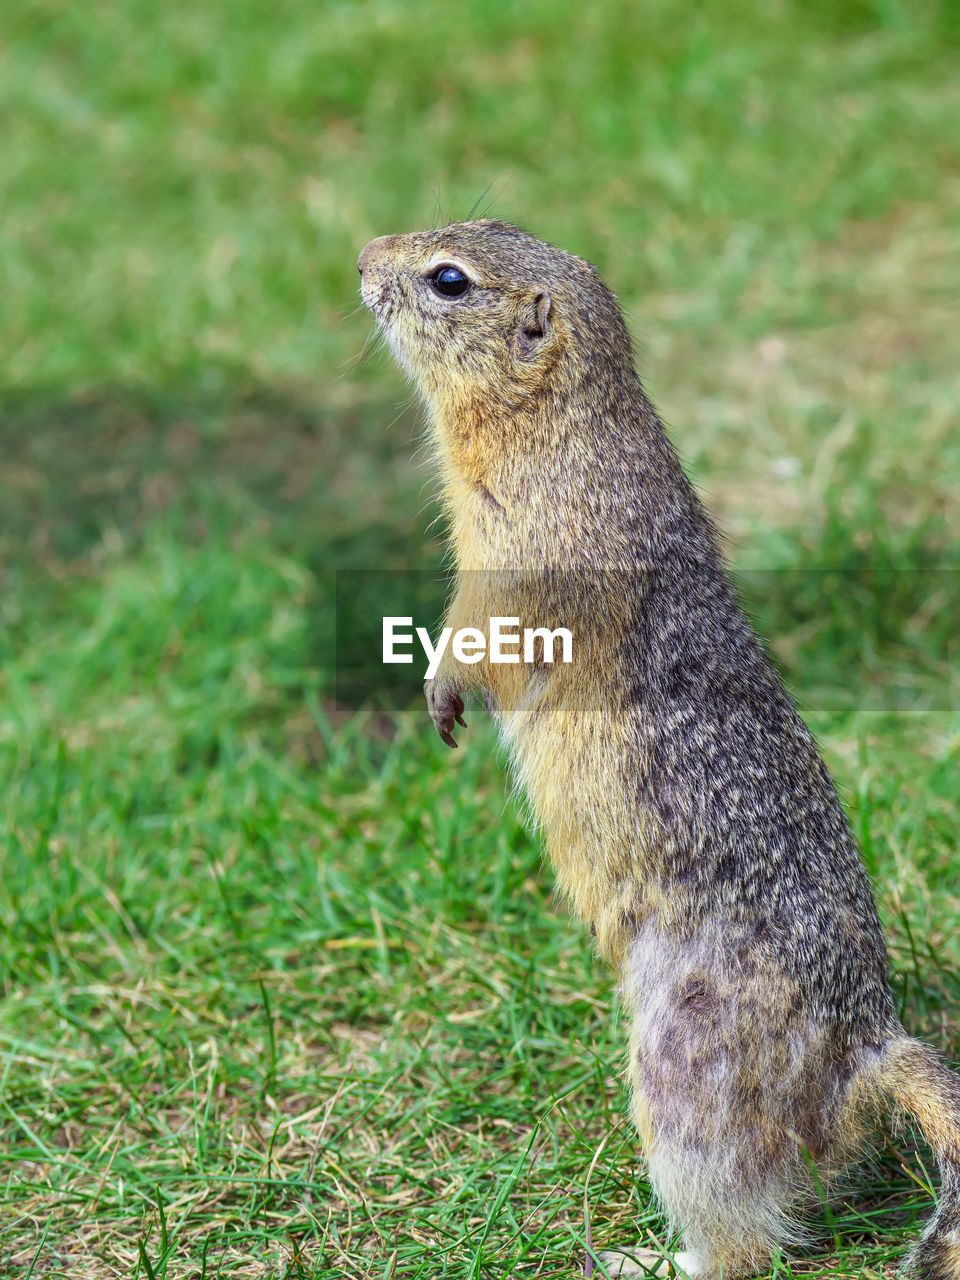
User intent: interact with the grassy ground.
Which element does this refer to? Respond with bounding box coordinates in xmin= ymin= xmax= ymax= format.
xmin=1 ymin=0 xmax=959 ymax=1276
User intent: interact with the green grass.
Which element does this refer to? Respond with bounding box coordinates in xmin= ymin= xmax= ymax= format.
xmin=1 ymin=0 xmax=959 ymax=1276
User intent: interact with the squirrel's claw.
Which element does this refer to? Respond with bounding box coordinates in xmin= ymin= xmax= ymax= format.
xmin=425 ymin=680 xmax=466 ymax=749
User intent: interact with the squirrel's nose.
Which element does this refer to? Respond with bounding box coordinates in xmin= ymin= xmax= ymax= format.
xmin=358 ymin=234 xmax=400 ymax=277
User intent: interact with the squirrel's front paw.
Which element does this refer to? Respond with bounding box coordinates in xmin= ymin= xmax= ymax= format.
xmin=424 ymin=680 xmax=467 ymax=749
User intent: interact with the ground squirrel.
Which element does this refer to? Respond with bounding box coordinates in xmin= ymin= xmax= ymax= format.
xmin=358 ymin=220 xmax=960 ymax=1279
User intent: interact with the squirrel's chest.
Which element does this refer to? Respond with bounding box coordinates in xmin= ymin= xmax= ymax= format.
xmin=448 ymin=478 xmax=510 ymax=569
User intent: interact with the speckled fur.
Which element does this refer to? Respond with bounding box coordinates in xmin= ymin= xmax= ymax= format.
xmin=359 ymin=220 xmax=960 ymax=1278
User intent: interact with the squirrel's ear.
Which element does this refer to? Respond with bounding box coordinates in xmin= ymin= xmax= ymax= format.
xmin=516 ymin=291 xmax=553 ymax=358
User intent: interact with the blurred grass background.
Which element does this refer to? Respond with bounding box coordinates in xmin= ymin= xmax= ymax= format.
xmin=1 ymin=0 xmax=958 ymax=1276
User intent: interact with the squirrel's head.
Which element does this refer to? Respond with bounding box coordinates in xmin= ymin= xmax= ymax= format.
xmin=358 ymin=220 xmax=633 ymax=416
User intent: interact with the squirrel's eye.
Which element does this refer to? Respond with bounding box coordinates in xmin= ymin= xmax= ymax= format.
xmin=430 ymin=266 xmax=471 ymax=298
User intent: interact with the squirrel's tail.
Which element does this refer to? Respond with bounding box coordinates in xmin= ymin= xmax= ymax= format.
xmin=879 ymin=1036 xmax=960 ymax=1279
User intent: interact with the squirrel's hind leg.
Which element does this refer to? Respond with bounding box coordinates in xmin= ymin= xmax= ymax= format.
xmin=595 ymin=1079 xmax=775 ymax=1279
xmin=610 ymin=925 xmax=842 ymax=1280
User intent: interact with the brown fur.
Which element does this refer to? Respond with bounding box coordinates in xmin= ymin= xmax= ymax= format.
xmin=359 ymin=220 xmax=960 ymax=1278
